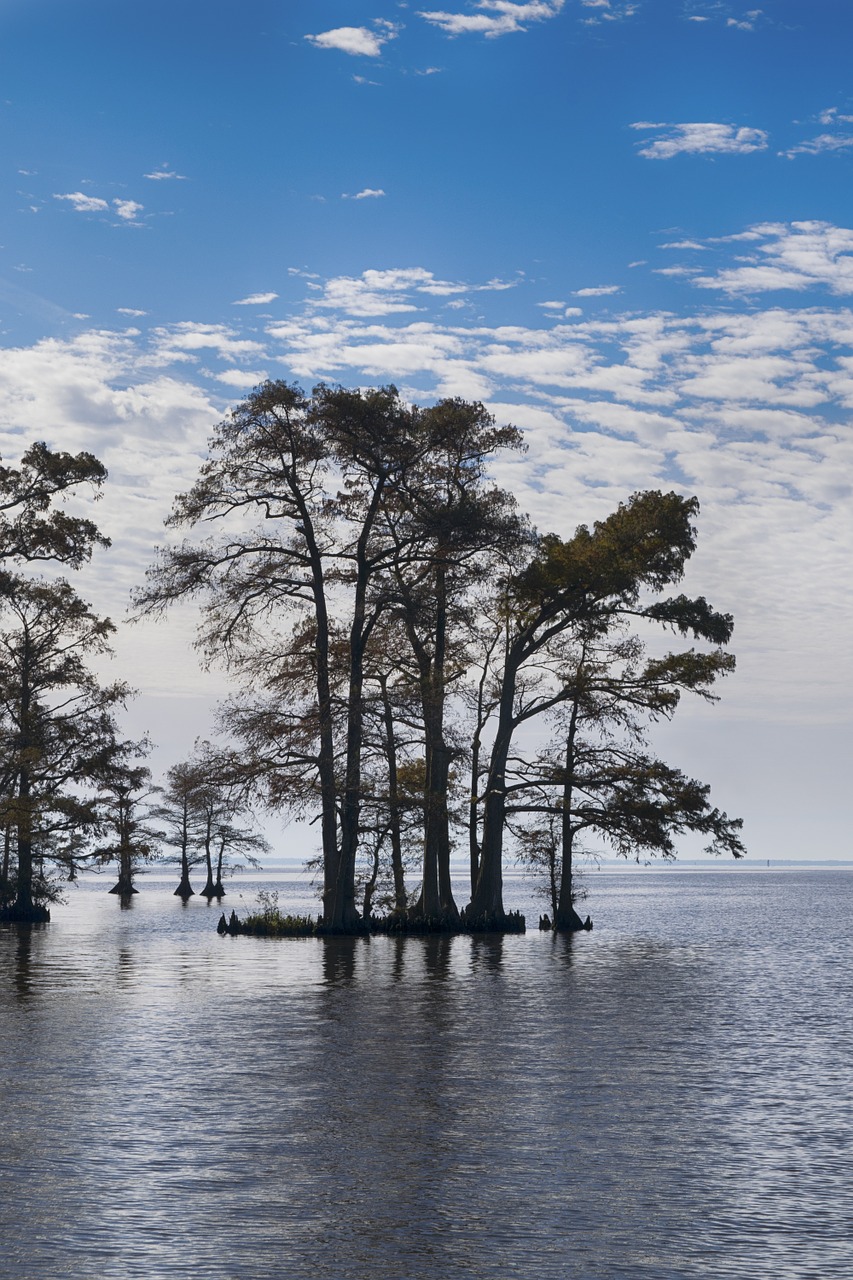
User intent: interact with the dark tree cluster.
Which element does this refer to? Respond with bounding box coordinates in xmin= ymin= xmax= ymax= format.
xmin=136 ymin=382 xmax=744 ymax=934
xmin=0 ymin=445 xmax=146 ymax=921
xmin=151 ymin=743 xmax=269 ymax=900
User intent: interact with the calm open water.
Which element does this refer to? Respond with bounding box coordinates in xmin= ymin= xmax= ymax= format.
xmin=1 ymin=869 xmax=852 ymax=1280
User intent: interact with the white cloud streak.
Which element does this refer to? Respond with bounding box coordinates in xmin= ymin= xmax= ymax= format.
xmin=632 ymin=121 xmax=769 ymax=159
xmin=143 ymin=167 xmax=187 ymax=181
xmin=418 ymin=0 xmax=564 ymax=38
xmin=345 ymin=188 xmax=387 ymax=200
xmin=233 ymin=292 xmax=279 ymax=306
xmin=53 ymin=192 xmax=109 ymax=213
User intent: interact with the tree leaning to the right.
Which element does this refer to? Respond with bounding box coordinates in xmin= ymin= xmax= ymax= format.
xmin=136 ymin=381 xmax=744 ymax=934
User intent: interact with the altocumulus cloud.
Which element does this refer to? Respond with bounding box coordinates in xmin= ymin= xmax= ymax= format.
xmin=694 ymin=221 xmax=853 ymax=295
xmin=632 ymin=121 xmax=769 ymax=158
xmin=4 ymin=224 xmax=853 ymax=720
xmin=418 ymin=0 xmax=564 ymax=38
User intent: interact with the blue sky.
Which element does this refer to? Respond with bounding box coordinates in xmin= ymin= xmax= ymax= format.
xmin=2 ymin=1 xmax=852 ymax=861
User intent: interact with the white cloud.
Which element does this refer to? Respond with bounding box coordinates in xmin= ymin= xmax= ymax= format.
xmin=53 ymin=192 xmax=109 ymax=214
xmin=306 ymin=24 xmax=398 ymax=56
xmin=113 ymin=199 xmax=144 ymax=222
xmin=818 ymin=107 xmax=853 ymax=125
xmin=304 ymin=267 xmax=517 ymax=317
xmin=781 ymin=133 xmax=853 ymax=159
xmin=632 ymin=121 xmax=769 ymax=159
xmin=726 ymin=8 xmax=762 ymax=30
xmin=343 ymin=188 xmax=387 ymax=200
xmin=143 ymin=166 xmax=187 ymax=181
xmin=581 ymin=0 xmax=637 ymax=23
xmin=150 ymin=322 xmax=266 ymax=363
xmin=418 ymin=1 xmax=564 ymax=39
xmin=694 ymin=221 xmax=853 ymax=296
xmin=233 ymin=292 xmax=279 ymax=306
xmin=573 ymin=285 xmax=621 ymax=296
xmin=5 ymin=242 xmax=853 ymax=750
xmin=215 ymin=369 xmax=269 ymax=387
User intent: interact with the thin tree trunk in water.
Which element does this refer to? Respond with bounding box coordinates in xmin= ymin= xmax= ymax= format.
xmin=292 ymin=494 xmax=340 ymax=927
xmin=174 ymin=800 xmax=194 ymax=899
xmin=556 ymin=721 xmax=585 ymax=931
xmin=325 ymin=479 xmax=385 ymax=931
xmin=380 ymin=676 xmax=407 ymax=913
xmin=110 ymin=794 xmax=137 ymax=895
xmin=548 ymin=830 xmax=558 ymax=922
xmin=200 ymin=818 xmax=216 ymax=897
xmin=467 ymin=648 xmax=519 ymax=921
xmin=1 ymin=820 xmax=12 ymax=905
xmin=12 ymin=641 xmax=42 ymax=919
xmin=467 ymin=738 xmax=508 ymax=920
xmin=411 ymin=565 xmax=458 ymax=922
xmin=468 ymin=629 xmax=498 ymax=898
xmin=335 ymin=473 xmax=392 ymax=930
xmin=110 ymin=845 xmax=138 ymax=895
xmin=15 ymin=778 xmax=33 ymax=914
xmin=361 ymin=835 xmax=383 ymax=922
xmin=214 ymin=836 xmax=226 ymax=897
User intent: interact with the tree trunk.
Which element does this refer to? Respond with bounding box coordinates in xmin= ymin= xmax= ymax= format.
xmin=329 ymin=478 xmax=386 ymax=932
xmin=174 ymin=814 xmax=194 ymax=899
xmin=14 ymin=755 xmax=34 ymax=916
xmin=555 ymin=714 xmax=587 ymax=931
xmin=1 ymin=820 xmax=12 ymax=906
xmin=200 ymin=820 xmax=216 ymax=897
xmin=466 ymin=679 xmax=516 ymax=922
xmin=109 ymin=842 xmax=138 ymax=896
xmin=380 ymin=676 xmax=407 ymax=914
xmin=213 ymin=836 xmax=226 ymax=897
xmin=361 ymin=837 xmax=382 ymax=922
xmin=410 ymin=565 xmax=458 ymax=923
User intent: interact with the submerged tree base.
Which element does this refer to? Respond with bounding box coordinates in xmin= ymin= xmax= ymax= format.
xmin=109 ymin=881 xmax=139 ymax=896
xmin=218 ymin=909 xmax=527 ymax=938
xmin=539 ymin=911 xmax=593 ymax=932
xmin=0 ymin=903 xmax=51 ymax=924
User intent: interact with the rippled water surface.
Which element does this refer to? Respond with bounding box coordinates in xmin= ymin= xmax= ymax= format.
xmin=2 ymin=869 xmax=852 ymax=1279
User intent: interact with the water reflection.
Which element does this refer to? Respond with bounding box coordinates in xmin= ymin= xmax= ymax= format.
xmin=1 ymin=874 xmax=852 ymax=1279
xmin=12 ymin=926 xmax=35 ymax=1002
xmin=468 ymin=929 xmax=504 ymax=973
xmin=321 ymin=934 xmax=361 ymax=985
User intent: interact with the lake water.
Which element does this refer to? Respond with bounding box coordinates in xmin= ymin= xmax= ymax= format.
xmin=1 ymin=869 xmax=852 ymax=1280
